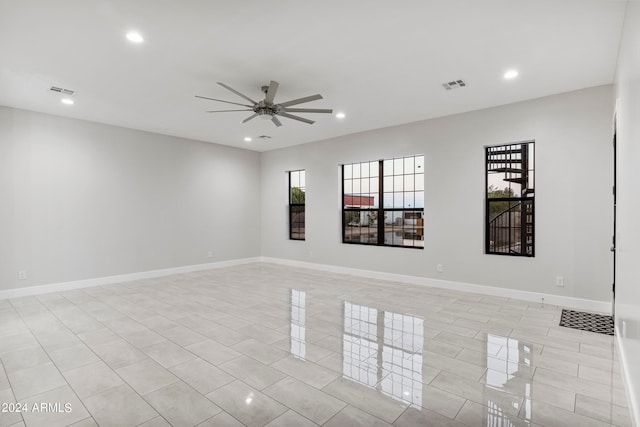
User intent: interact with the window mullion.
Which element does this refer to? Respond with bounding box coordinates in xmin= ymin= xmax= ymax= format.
xmin=342 ymin=165 xmax=346 ymax=243
xmin=377 ymin=160 xmax=384 ymax=245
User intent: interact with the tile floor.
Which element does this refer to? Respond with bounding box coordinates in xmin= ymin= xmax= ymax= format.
xmin=0 ymin=263 xmax=631 ymax=427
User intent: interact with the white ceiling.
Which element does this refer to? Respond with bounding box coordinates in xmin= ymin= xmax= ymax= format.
xmin=0 ymin=0 xmax=627 ymax=151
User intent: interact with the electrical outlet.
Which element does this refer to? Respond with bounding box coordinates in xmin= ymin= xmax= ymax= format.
xmin=436 ymin=264 xmax=443 ymax=273
xmin=18 ymin=271 xmax=26 ymax=280
xmin=555 ymin=276 xmax=564 ymax=287
xmin=207 ymin=251 xmax=213 ymax=258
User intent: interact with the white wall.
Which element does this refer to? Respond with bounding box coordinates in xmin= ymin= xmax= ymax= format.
xmin=614 ymin=1 xmax=640 ymax=424
xmin=0 ymin=106 xmax=261 ymax=291
xmin=261 ymin=85 xmax=614 ymax=304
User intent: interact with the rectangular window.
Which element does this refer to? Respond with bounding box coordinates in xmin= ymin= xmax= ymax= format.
xmin=342 ymin=155 xmax=424 ymax=248
xmin=289 ymin=170 xmax=305 ymax=240
xmin=485 ymin=141 xmax=535 ymax=256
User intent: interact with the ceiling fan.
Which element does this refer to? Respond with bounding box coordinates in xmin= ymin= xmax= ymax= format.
xmin=196 ymin=81 xmax=332 ymax=127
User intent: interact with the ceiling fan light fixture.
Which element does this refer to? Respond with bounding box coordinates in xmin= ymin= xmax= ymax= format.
xmin=257 ymin=108 xmax=274 ymax=120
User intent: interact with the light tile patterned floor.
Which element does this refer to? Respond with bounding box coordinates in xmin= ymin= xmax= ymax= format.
xmin=0 ymin=263 xmax=632 ymax=426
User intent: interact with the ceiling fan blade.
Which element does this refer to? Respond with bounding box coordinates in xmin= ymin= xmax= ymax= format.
xmin=195 ymin=95 xmax=252 ymax=108
xmin=265 ymin=80 xmax=279 ymax=104
xmin=278 ymin=112 xmax=315 ymax=125
xmin=242 ymin=113 xmax=258 ymax=123
xmin=271 ymin=116 xmax=282 ymax=127
xmin=283 ymin=108 xmax=333 ymax=114
xmin=278 ymin=94 xmax=323 ymax=107
xmin=217 ymin=82 xmax=258 ymax=105
xmin=206 ymin=109 xmax=253 ymax=113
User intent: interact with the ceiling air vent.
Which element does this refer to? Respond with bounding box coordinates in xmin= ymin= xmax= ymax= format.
xmin=49 ymin=86 xmax=75 ymax=96
xmin=258 ymin=135 xmax=272 ymax=139
xmin=442 ymin=80 xmax=468 ymax=90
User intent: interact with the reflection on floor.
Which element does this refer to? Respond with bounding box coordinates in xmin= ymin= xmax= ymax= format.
xmin=342 ymin=301 xmax=424 ymax=406
xmin=0 ymin=263 xmax=632 ymax=426
xmin=290 ymin=289 xmax=306 ymax=360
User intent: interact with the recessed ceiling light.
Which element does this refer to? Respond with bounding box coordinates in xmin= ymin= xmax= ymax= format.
xmin=126 ymin=31 xmax=144 ymax=43
xmin=61 ymin=98 xmax=74 ymax=105
xmin=336 ymin=112 xmax=346 ymax=119
xmin=244 ymin=137 xmax=252 ymax=142
xmin=504 ymin=70 xmax=519 ymax=79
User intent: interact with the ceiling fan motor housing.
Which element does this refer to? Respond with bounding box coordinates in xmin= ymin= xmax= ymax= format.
xmin=255 ymin=100 xmax=280 ymax=119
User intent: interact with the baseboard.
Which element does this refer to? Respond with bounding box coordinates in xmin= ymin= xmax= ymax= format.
xmin=259 ymin=256 xmax=612 ymax=313
xmin=0 ymin=257 xmax=261 ymax=300
xmin=615 ymin=323 xmax=640 ymax=427
xmin=2 ymin=255 xmax=611 ymax=313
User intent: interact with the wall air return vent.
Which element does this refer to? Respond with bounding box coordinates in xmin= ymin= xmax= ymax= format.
xmin=49 ymin=86 xmax=75 ymax=96
xmin=442 ymin=80 xmax=468 ymax=90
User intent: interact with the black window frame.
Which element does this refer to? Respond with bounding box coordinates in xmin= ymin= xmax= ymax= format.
xmin=342 ymin=156 xmax=424 ymax=249
xmin=289 ymin=170 xmax=305 ymax=241
xmin=485 ymin=141 xmax=535 ymax=257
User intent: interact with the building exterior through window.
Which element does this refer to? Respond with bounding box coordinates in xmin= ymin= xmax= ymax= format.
xmin=485 ymin=142 xmax=535 ymax=256
xmin=342 ymin=155 xmax=424 ymax=248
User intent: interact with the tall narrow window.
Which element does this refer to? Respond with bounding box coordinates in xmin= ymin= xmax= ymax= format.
xmin=289 ymin=170 xmax=305 ymax=240
xmin=485 ymin=141 xmax=535 ymax=256
xmin=342 ymin=155 xmax=424 ymax=248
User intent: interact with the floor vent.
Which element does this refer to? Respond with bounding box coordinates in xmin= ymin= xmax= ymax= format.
xmin=50 ymin=86 xmax=75 ymax=96
xmin=559 ymin=309 xmax=614 ymax=335
xmin=442 ymin=79 xmax=468 ymax=90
